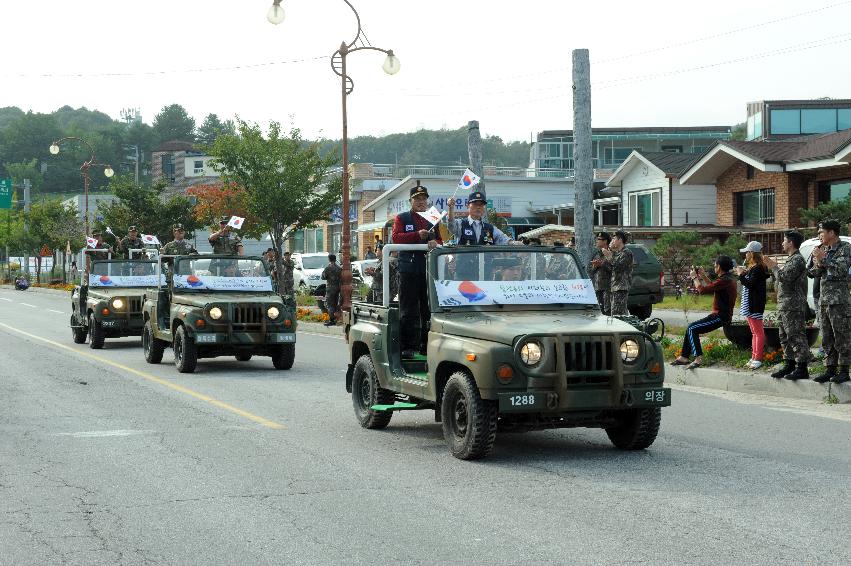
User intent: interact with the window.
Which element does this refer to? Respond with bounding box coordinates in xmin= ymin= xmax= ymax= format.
xmin=746 ymin=165 xmax=755 ymax=180
xmin=603 ymin=147 xmax=638 ymax=166
xmin=770 ymin=109 xmax=800 ymax=135
xmin=161 ymin=154 xmax=175 ymax=182
xmin=661 ymin=145 xmax=682 ymax=153
xmin=747 ymin=111 xmax=763 ymax=140
xmin=630 ymin=246 xmax=648 ymax=264
xmin=194 ymin=160 xmax=203 ymax=169
xmin=691 ymin=146 xmax=709 ymax=154
xmin=839 ymin=109 xmax=851 ymax=130
xmin=736 ymin=189 xmax=775 ymax=225
xmin=818 ymin=179 xmax=851 ymax=204
xmin=292 ymin=230 xmax=305 ymax=253
xmin=628 ymin=190 xmax=661 ymax=226
xmin=801 ymin=109 xmax=837 ymax=134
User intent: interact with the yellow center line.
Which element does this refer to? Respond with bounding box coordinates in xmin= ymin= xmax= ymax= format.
xmin=0 ymin=322 xmax=285 ymax=430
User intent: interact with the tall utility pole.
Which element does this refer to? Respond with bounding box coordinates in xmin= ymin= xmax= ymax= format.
xmin=22 ymin=179 xmax=31 ymax=276
xmin=467 ymin=120 xmax=485 ymax=221
xmin=572 ymin=49 xmax=593 ymax=267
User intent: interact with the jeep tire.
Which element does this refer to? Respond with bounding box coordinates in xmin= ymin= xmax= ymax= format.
xmin=352 ymin=354 xmax=393 ymax=429
xmin=143 ymin=320 xmax=165 ymax=364
xmin=235 ymin=352 xmax=253 ymax=362
xmin=71 ymin=314 xmax=87 ymax=344
xmin=88 ymin=313 xmax=105 ymax=349
xmin=441 ymin=371 xmax=498 ymax=460
xmin=605 ymin=407 xmax=661 ymax=450
xmin=173 ymin=325 xmax=197 ymax=373
xmin=272 ymin=344 xmax=295 ymax=370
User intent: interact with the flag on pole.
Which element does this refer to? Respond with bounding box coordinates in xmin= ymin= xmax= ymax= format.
xmin=416 ymin=206 xmax=446 ymax=225
xmin=457 ymin=168 xmax=481 ymax=192
xmin=86 ymin=237 xmax=98 ymax=248
xmin=141 ymin=234 xmax=161 ymax=245
xmin=228 ymin=216 xmax=245 ymax=230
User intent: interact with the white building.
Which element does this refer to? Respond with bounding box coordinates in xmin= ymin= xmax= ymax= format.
xmin=604 ymin=151 xmax=716 ymax=227
xmin=61 ymin=194 xmax=120 ymax=226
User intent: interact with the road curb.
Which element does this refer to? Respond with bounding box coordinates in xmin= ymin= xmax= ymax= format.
xmin=1 ymin=284 xmax=70 ymax=297
xmin=666 ymin=365 xmax=850 ymax=403
xmin=297 ymin=320 xmax=344 ymax=336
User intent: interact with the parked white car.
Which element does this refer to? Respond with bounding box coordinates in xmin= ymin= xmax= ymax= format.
xmin=799 ymin=235 xmax=851 ymax=315
xmin=292 ymin=253 xmax=329 ymax=293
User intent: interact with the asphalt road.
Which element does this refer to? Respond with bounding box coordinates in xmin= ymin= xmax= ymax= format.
xmin=1 ymin=287 xmax=850 ymax=565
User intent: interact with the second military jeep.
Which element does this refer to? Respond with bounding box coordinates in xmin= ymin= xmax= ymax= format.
xmin=70 ymin=254 xmax=160 ymax=348
xmin=142 ymin=254 xmax=296 ymax=373
xmin=345 ymin=244 xmax=670 ymax=460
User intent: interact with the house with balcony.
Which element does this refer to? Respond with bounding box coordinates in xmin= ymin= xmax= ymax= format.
xmin=745 ymin=99 xmax=851 ymax=141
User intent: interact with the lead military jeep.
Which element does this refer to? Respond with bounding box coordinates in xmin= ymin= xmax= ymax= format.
xmin=70 ymin=256 xmax=160 ymax=348
xmin=345 ymin=244 xmax=670 ymax=460
xmin=141 ymin=254 xmax=296 ymax=373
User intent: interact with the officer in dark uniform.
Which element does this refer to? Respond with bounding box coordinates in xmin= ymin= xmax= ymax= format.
xmin=391 ymin=182 xmax=443 ymax=357
xmin=446 ymin=190 xmax=513 ymax=246
xmin=118 ymin=225 xmax=145 ymax=258
xmin=321 ymin=254 xmax=342 ymax=326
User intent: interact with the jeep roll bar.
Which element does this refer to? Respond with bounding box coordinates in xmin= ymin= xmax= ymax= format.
xmin=379 ymin=244 xmax=430 ymax=308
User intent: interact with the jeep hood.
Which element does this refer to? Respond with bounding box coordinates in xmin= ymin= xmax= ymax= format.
xmin=172 ymin=292 xmax=284 ymax=308
xmin=434 ymin=310 xmax=639 ymax=345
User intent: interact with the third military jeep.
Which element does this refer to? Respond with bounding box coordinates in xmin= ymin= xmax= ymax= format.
xmin=142 ymin=254 xmax=296 ymax=373
xmin=345 ymin=244 xmax=670 ymax=460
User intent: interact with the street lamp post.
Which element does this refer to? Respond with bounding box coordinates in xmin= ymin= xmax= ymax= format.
xmin=268 ymin=0 xmax=400 ymax=316
xmin=49 ymin=137 xmax=114 ymax=235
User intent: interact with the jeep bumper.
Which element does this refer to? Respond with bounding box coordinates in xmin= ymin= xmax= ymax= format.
xmin=497 ymin=387 xmax=671 ymax=412
xmin=192 ymin=332 xmax=296 ymax=345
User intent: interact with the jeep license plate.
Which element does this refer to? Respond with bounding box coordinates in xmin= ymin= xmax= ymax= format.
xmin=195 ymin=334 xmax=218 ymax=343
xmin=635 ymin=388 xmax=670 ymax=407
xmin=498 ymin=393 xmax=546 ymax=412
xmin=101 ymin=320 xmax=117 ymax=328
xmin=273 ymin=333 xmax=295 ymax=343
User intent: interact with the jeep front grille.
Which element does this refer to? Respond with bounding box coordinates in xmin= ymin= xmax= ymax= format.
xmin=128 ymin=297 xmax=143 ymax=314
xmin=231 ymin=304 xmax=263 ymax=328
xmin=564 ymin=338 xmax=614 ymax=385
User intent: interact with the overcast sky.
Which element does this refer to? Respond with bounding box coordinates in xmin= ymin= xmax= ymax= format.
xmin=2 ymin=0 xmax=850 ymax=142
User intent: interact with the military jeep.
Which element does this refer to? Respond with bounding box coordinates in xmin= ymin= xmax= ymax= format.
xmin=70 ymin=255 xmax=160 ymax=348
xmin=141 ymin=254 xmax=296 ymax=373
xmin=344 ymin=244 xmax=670 ymax=460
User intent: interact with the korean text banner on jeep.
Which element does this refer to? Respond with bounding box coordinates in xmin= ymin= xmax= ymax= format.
xmin=173 ymin=275 xmax=273 ymax=291
xmin=89 ymin=274 xmax=164 ymax=287
xmin=435 ymin=279 xmax=597 ymax=306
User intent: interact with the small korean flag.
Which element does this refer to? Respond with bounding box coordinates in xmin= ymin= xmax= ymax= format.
xmin=141 ymin=234 xmax=161 ymax=245
xmin=457 ymin=168 xmax=481 ymax=191
xmin=417 ymin=206 xmax=447 ymax=225
xmin=228 ymin=216 xmax=245 ymax=230
xmin=86 ymin=237 xmax=98 ymax=248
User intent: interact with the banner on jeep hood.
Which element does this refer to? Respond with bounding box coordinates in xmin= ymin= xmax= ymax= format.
xmin=173 ymin=275 xmax=273 ymax=291
xmin=89 ymin=274 xmax=164 ymax=287
xmin=435 ymin=278 xmax=597 ymax=307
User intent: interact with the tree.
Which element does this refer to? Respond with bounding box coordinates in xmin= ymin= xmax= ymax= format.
xmin=731 ymin=122 xmax=747 ymax=141
xmin=208 ymin=120 xmax=340 ymax=286
xmin=152 ymin=104 xmax=195 ymax=145
xmin=9 ymin=199 xmax=84 ymax=282
xmin=197 ymin=114 xmax=235 ymax=148
xmin=97 ymin=175 xmax=199 ymax=245
xmin=5 ymin=159 xmax=44 ymax=195
xmin=652 ymin=231 xmax=701 ymax=290
xmin=187 ymin=182 xmax=258 ymax=235
xmin=693 ymin=233 xmax=748 ymax=271
xmin=800 ymin=196 xmax=851 ymax=230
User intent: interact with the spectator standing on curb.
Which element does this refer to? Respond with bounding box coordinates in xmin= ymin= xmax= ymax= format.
xmin=807 ymin=220 xmax=851 ymax=384
xmin=321 ymin=254 xmax=342 ymax=326
xmin=589 ymin=231 xmax=612 ymax=314
xmin=602 ymin=230 xmax=633 ymax=316
xmin=672 ymin=256 xmax=737 ymax=370
xmin=735 ymin=241 xmax=770 ymax=370
xmin=766 ymin=231 xmax=810 ymax=380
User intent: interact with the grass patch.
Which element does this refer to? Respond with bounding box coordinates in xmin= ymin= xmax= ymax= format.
xmin=658 ymin=293 xmax=777 ymax=312
xmin=660 ymin=336 xmax=782 ymax=369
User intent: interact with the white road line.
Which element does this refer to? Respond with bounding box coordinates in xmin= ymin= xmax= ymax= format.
xmin=57 ymin=430 xmax=155 ymax=438
xmin=298 ymin=331 xmax=344 ymax=340
xmin=0 ymin=297 xmax=11 ymax=302
xmin=20 ymin=303 xmax=37 ymax=308
xmin=48 ymin=309 xmax=64 ymax=314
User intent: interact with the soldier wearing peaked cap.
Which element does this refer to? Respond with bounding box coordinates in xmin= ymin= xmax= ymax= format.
xmin=209 ymin=215 xmax=244 ymax=255
xmin=118 ymin=225 xmax=144 ymax=258
xmin=162 ymin=224 xmax=198 ymax=256
xmin=446 ymin=190 xmax=514 ymax=247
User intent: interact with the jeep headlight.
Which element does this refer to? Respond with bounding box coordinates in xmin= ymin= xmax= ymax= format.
xmin=520 ymin=341 xmax=543 ymax=366
xmin=111 ymin=298 xmax=124 ymax=310
xmin=209 ymin=306 xmax=223 ymax=320
xmin=267 ymin=306 xmax=280 ymax=320
xmin=620 ymin=338 xmax=640 ymax=363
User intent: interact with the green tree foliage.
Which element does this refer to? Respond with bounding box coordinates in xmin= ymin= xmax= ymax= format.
xmin=96 ymin=175 xmax=198 ymax=245
xmin=209 ymin=121 xmax=341 ymax=282
xmin=6 ymin=199 xmax=84 ymax=282
xmin=197 ymin=114 xmax=236 ymax=148
xmin=152 ymin=104 xmax=196 ymax=145
xmin=799 ymin=196 xmax=851 ymax=229
xmin=653 ymin=231 xmax=701 ymax=288
xmin=693 ymin=233 xmax=748 ymax=270
xmin=731 ymin=122 xmax=747 ymax=141
xmin=5 ymin=160 xmax=44 ymax=194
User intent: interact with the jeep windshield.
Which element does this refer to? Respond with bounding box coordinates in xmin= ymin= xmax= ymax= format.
xmin=172 ymin=257 xmax=273 ymax=292
xmin=434 ymin=249 xmax=597 ymax=307
xmin=88 ymin=260 xmax=162 ymax=288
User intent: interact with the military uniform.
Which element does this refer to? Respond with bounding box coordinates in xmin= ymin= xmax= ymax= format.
xmin=162 ymin=239 xmax=198 ymax=256
xmin=210 ymin=230 xmax=242 ymax=255
xmin=772 ymin=250 xmax=809 ymax=367
xmin=118 ymin=235 xmax=145 ymax=258
xmin=607 ymin=247 xmax=634 ymax=316
xmin=369 ymin=256 xmax=399 ymax=304
xmin=281 ymin=257 xmax=295 ymax=295
xmin=322 ymin=261 xmax=342 ymax=322
xmin=807 ymin=240 xmax=851 ymax=379
xmin=589 ymin=248 xmax=612 ymax=314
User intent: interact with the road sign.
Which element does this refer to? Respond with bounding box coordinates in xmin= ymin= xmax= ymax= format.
xmin=0 ymin=178 xmax=12 ymax=209
xmin=40 ymin=245 xmax=52 ymax=257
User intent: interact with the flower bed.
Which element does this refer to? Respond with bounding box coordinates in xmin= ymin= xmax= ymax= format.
xmin=296 ymin=307 xmax=328 ymax=324
xmin=661 ymin=336 xmax=782 ymax=370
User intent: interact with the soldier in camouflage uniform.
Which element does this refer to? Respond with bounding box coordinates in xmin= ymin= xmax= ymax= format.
xmin=281 ymin=251 xmax=295 ymax=295
xmin=208 ymin=216 xmax=244 ymax=255
xmin=602 ymin=230 xmax=634 ymax=316
xmin=84 ymin=230 xmax=113 ymax=283
xmin=766 ymin=231 xmax=810 ymax=380
xmin=118 ymin=225 xmax=145 ymax=258
xmin=589 ymin=231 xmax=613 ymax=315
xmin=321 ymin=254 xmax=342 ymax=326
xmin=367 ymin=247 xmax=399 ymax=304
xmin=162 ymin=224 xmax=198 ymax=256
xmin=807 ymin=219 xmax=851 ymax=384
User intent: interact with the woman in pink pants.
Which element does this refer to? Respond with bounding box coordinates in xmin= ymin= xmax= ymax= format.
xmin=736 ymin=241 xmax=770 ymax=369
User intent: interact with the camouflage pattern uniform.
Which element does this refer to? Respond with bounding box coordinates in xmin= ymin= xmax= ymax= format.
xmin=118 ymin=236 xmax=145 ymax=259
xmin=607 ymin=247 xmax=634 ymax=316
xmin=588 ymin=248 xmax=612 ymax=315
xmin=369 ymin=256 xmax=399 ymax=304
xmin=322 ymin=261 xmax=343 ymax=317
xmin=807 ymin=240 xmax=851 ymax=368
xmin=210 ymin=231 xmax=242 ymax=255
xmin=162 ymin=239 xmax=198 ymax=256
xmin=281 ymin=257 xmax=295 ymax=295
xmin=772 ymin=250 xmax=809 ymax=364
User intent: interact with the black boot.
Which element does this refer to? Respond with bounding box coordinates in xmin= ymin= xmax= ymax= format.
xmin=830 ymin=366 xmax=850 ymax=384
xmin=771 ymin=360 xmax=795 ymax=379
xmin=783 ymin=364 xmax=809 ymax=381
xmin=812 ymin=366 xmax=837 ymax=383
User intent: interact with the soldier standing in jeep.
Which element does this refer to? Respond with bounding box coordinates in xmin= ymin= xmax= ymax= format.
xmin=589 ymin=231 xmax=613 ymax=314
